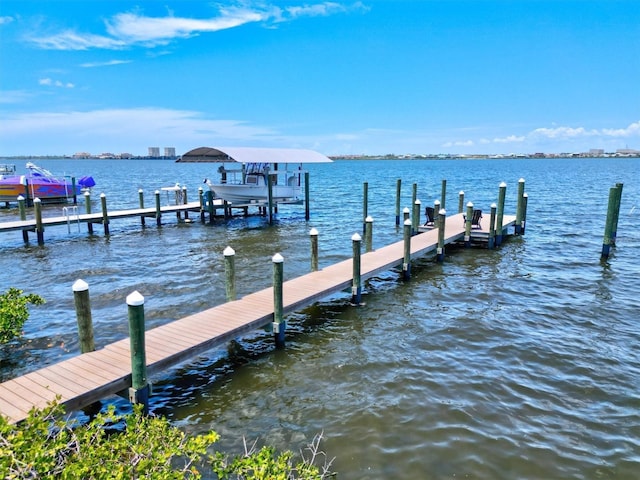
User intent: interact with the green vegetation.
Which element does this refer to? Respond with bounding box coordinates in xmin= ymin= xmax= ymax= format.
xmin=0 ymin=287 xmax=45 ymax=343
xmin=0 ymin=402 xmax=335 ymax=479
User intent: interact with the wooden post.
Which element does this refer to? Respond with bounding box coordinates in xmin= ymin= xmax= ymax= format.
xmin=138 ymin=189 xmax=145 ymax=226
xmin=351 ymin=233 xmax=362 ymax=305
xmin=601 ymin=186 xmax=618 ymax=259
xmin=127 ymin=291 xmax=149 ymax=413
xmin=611 ymin=182 xmax=623 ymax=245
xmin=362 ymin=182 xmax=368 ymax=234
xmin=310 ymin=228 xmax=319 ymax=272
xmin=433 ymin=200 xmax=441 ymax=227
xmin=224 ymin=246 xmax=236 ymax=301
xmin=412 ymin=199 xmax=421 ymax=235
xmin=395 ymin=179 xmax=402 ymax=227
xmin=411 ymin=183 xmax=417 ymax=210
xmin=458 ymin=190 xmax=464 ymax=214
xmin=488 ymin=203 xmax=497 ymax=249
xmin=72 ymin=279 xmax=95 ymax=353
xmin=155 ymin=190 xmax=162 ymax=226
xmin=182 ymin=185 xmax=188 ymax=221
xmin=403 ymin=206 xmax=410 ymax=223
xmin=71 ymin=177 xmax=77 ymax=205
xmin=496 ymin=182 xmax=507 ymax=246
xmin=198 ymin=186 xmax=205 ymax=223
xmin=100 ymin=193 xmax=109 ymax=235
xmin=364 ymin=216 xmax=373 ymax=252
xmin=304 ymin=171 xmax=310 ymax=221
xmin=437 ymin=208 xmax=446 ymax=262
xmin=272 ymin=253 xmax=285 ymax=349
xmin=267 ymin=167 xmax=274 ymax=225
xmin=34 ymin=198 xmax=44 ymax=245
xmin=18 ymin=195 xmax=28 ymax=243
xmin=464 ymin=201 xmax=473 ymax=247
xmin=440 ymin=179 xmax=447 ymax=209
xmin=521 ymin=193 xmax=528 ymax=234
xmin=84 ymin=191 xmax=93 ymax=234
xmin=402 ymin=218 xmax=411 ymax=280
xmin=515 ymin=178 xmax=525 ymax=234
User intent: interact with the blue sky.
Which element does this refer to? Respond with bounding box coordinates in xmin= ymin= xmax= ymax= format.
xmin=0 ymin=0 xmax=638 ymax=157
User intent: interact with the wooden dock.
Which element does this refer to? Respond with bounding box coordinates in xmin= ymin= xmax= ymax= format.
xmin=0 ymin=212 xmax=516 ymax=423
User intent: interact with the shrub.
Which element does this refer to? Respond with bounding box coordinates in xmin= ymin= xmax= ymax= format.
xmin=0 ymin=287 xmax=45 ymax=343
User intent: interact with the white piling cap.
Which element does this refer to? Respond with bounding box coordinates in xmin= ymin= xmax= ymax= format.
xmin=84 ymin=190 xmax=90 ymax=196
xmin=404 ymin=219 xmax=412 ymax=226
xmin=466 ymin=201 xmax=474 ymax=207
xmin=365 ymin=216 xmax=373 ymax=222
xmin=17 ymin=195 xmax=24 ymax=200
xmin=72 ymin=279 xmax=89 ymax=292
xmin=459 ymin=190 xmax=464 ymax=195
xmin=272 ymin=252 xmax=284 ymax=263
xmin=155 ymin=189 xmax=160 ymax=194
xmin=351 ymin=233 xmax=362 ymax=241
xmin=500 ymin=182 xmax=507 ymax=187
xmin=519 ymin=178 xmax=525 ymax=183
xmin=33 ymin=197 xmax=41 ymax=203
xmin=439 ymin=208 xmax=446 ymax=216
xmin=100 ymin=193 xmax=106 ymax=198
xmin=126 ymin=291 xmax=145 ymax=306
xmin=309 ymin=227 xmax=318 ymax=236
xmin=223 ymin=246 xmax=235 ymax=256
xmin=403 ymin=207 xmax=410 ymax=213
xmin=434 ymin=200 xmax=440 ymax=205
xmin=491 ymin=203 xmax=497 ymax=208
xmin=523 ymin=193 xmax=528 ymax=198
xmin=138 ymin=188 xmax=143 ymax=193
xmin=414 ymin=199 xmax=421 ymax=205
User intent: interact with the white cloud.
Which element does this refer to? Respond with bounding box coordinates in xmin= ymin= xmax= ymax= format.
xmin=0 ymin=16 xmax=15 ymax=25
xmin=442 ymin=140 xmax=474 ymax=148
xmin=39 ymin=78 xmax=74 ymax=88
xmin=80 ymin=59 xmax=132 ymax=68
xmin=492 ymin=135 xmax=525 ymax=144
xmin=28 ymin=2 xmax=366 ymax=50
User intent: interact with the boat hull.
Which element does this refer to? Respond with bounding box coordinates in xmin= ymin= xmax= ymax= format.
xmin=0 ymin=177 xmax=83 ymax=203
xmin=209 ymin=184 xmax=300 ymax=204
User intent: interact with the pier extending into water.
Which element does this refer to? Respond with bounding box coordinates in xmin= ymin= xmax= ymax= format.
xmin=0 ymin=208 xmax=518 ymax=424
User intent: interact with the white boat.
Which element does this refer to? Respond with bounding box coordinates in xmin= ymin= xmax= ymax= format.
xmin=177 ymin=146 xmax=332 ymax=204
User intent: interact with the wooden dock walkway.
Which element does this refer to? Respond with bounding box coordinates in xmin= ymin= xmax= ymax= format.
xmin=0 ymin=213 xmax=516 ymax=423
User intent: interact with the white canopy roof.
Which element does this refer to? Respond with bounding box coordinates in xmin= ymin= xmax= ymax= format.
xmin=177 ymin=146 xmax=332 ymax=164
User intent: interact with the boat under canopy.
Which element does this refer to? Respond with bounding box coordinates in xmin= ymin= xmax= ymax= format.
xmin=177 ymin=147 xmax=332 ymax=204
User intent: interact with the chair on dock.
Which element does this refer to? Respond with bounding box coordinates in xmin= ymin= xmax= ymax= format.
xmin=463 ymin=209 xmax=483 ymax=229
xmin=424 ymin=206 xmax=436 ymax=226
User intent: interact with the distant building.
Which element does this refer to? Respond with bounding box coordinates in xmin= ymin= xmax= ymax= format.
xmin=589 ymin=149 xmax=605 ymax=155
xmin=73 ymin=152 xmax=91 ymax=158
xmin=164 ymin=147 xmax=176 ymax=158
xmin=148 ymin=147 xmax=160 ymax=158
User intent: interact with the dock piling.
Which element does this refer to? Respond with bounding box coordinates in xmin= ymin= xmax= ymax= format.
xmin=362 ymin=182 xmax=369 ymax=234
xmin=458 ymin=191 xmax=464 ymax=214
xmin=138 ymin=189 xmax=145 ymax=226
xmin=34 ymin=198 xmax=44 ymax=244
xmin=437 ymin=208 xmax=446 ymax=262
xmin=403 ymin=207 xmax=410 ymax=224
xmin=351 ymin=233 xmax=362 ymax=305
xmin=464 ymin=201 xmax=473 ymax=247
xmin=412 ymin=199 xmax=421 ymax=235
xmin=127 ymin=291 xmax=149 ymax=413
xmin=100 ymin=194 xmax=110 ymax=235
xmin=272 ymin=253 xmax=285 ymax=349
xmin=84 ymin=191 xmax=93 ymax=234
xmin=224 ymin=246 xmax=236 ymax=301
xmin=310 ymin=228 xmax=319 ymax=271
xmin=441 ymin=179 xmax=447 ymax=209
xmin=395 ymin=179 xmax=402 ymax=226
xmin=515 ymin=178 xmax=525 ymax=234
xmin=364 ymin=216 xmax=374 ymax=252
xmin=72 ymin=279 xmax=95 ymax=353
xmin=155 ymin=190 xmax=161 ymax=226
xmin=488 ymin=203 xmax=497 ymax=249
xmin=304 ymin=171 xmax=311 ymax=221
xmin=602 ymin=184 xmax=623 ymax=259
xmin=18 ymin=195 xmax=28 ymax=243
xmin=496 ymin=182 xmax=507 ymax=246
xmin=612 ymin=182 xmax=623 ymax=245
xmin=521 ymin=193 xmax=528 ymax=234
xmin=403 ymin=218 xmax=411 ymax=280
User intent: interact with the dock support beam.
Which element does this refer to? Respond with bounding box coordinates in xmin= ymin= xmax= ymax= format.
xmin=437 ymin=208 xmax=446 ymax=262
xmin=395 ymin=179 xmax=402 ymax=227
xmin=521 ymin=193 xmax=528 ymax=234
xmin=155 ymin=190 xmax=162 ymax=226
xmin=100 ymin=193 xmax=109 ymax=235
xmin=488 ymin=203 xmax=497 ymax=249
xmin=34 ymin=198 xmax=44 ymax=245
xmin=138 ymin=189 xmax=145 ymax=226
xmin=496 ymin=182 xmax=507 ymax=246
xmin=127 ymin=291 xmax=149 ymax=414
xmin=18 ymin=195 xmax=28 ymax=244
xmin=84 ymin=191 xmax=93 ymax=234
xmin=402 ymin=219 xmax=411 ymax=280
xmin=224 ymin=246 xmax=236 ymax=301
xmin=310 ymin=228 xmax=319 ymax=271
xmin=272 ymin=253 xmax=285 ymax=349
xmin=515 ymin=178 xmax=525 ymax=235
xmin=464 ymin=201 xmax=473 ymax=247
xmin=412 ymin=199 xmax=421 ymax=235
xmin=72 ymin=279 xmax=95 ymax=353
xmin=364 ymin=216 xmax=373 ymax=252
xmin=351 ymin=233 xmax=362 ymax=305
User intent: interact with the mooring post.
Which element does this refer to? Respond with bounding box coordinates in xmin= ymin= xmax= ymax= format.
xmin=267 ymin=167 xmax=274 ymax=225
xmin=440 ymin=179 xmax=447 ymax=209
xmin=601 ymin=186 xmax=618 ymax=259
xmin=71 ymin=177 xmax=77 ymax=205
xmin=458 ymin=191 xmax=465 ymax=214
xmin=34 ymin=198 xmax=44 ymax=245
xmin=224 ymin=246 xmax=236 ymax=301
xmin=155 ymin=190 xmax=162 ymax=226
xmin=515 ymin=178 xmax=525 ymax=235
xmin=272 ymin=253 xmax=285 ymax=349
xmin=138 ymin=189 xmax=145 ymax=226
xmin=403 ymin=218 xmax=411 ymax=280
xmin=310 ymin=228 xmax=319 ymax=271
xmin=84 ymin=191 xmax=93 ymax=234
xmin=198 ymin=187 xmax=205 ymax=223
xmin=433 ymin=200 xmax=441 ymax=226
xmin=488 ymin=203 xmax=497 ymax=249
xmin=351 ymin=233 xmax=362 ymax=305
xmin=18 ymin=195 xmax=28 ymax=243
xmin=464 ymin=201 xmax=473 ymax=247
xmin=100 ymin=193 xmax=109 ymax=235
xmin=127 ymin=291 xmax=149 ymax=413
xmin=403 ymin=206 xmax=410 ymax=224
xmin=304 ymin=171 xmax=310 ymax=221
xmin=437 ymin=208 xmax=446 ymax=262
xmin=521 ymin=193 xmax=528 ymax=234
xmin=362 ymin=182 xmax=369 ymax=234
xmin=395 ymin=179 xmax=402 ymax=227
xmin=611 ymin=182 xmax=623 ymax=245
xmin=412 ymin=199 xmax=421 ymax=235
xmin=365 ymin=216 xmax=374 ymax=252
xmin=182 ymin=185 xmax=188 ymax=221
xmin=72 ymin=279 xmax=95 ymax=353
xmin=496 ymin=182 xmax=507 ymax=246
xmin=412 ymin=183 xmax=417 ymax=209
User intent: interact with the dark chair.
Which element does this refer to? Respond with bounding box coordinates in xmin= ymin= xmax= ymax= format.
xmin=463 ymin=209 xmax=483 ymax=229
xmin=424 ymin=206 xmax=436 ymax=226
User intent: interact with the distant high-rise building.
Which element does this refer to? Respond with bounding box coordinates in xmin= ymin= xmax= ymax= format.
xmin=164 ymin=147 xmax=176 ymax=158
xmin=148 ymin=147 xmax=160 ymax=158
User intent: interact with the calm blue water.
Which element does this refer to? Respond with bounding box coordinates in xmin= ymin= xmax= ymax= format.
xmin=1 ymin=157 xmax=639 ymax=479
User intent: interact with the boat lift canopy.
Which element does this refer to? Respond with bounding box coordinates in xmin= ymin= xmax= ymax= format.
xmin=176 ymin=146 xmax=333 ymax=164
